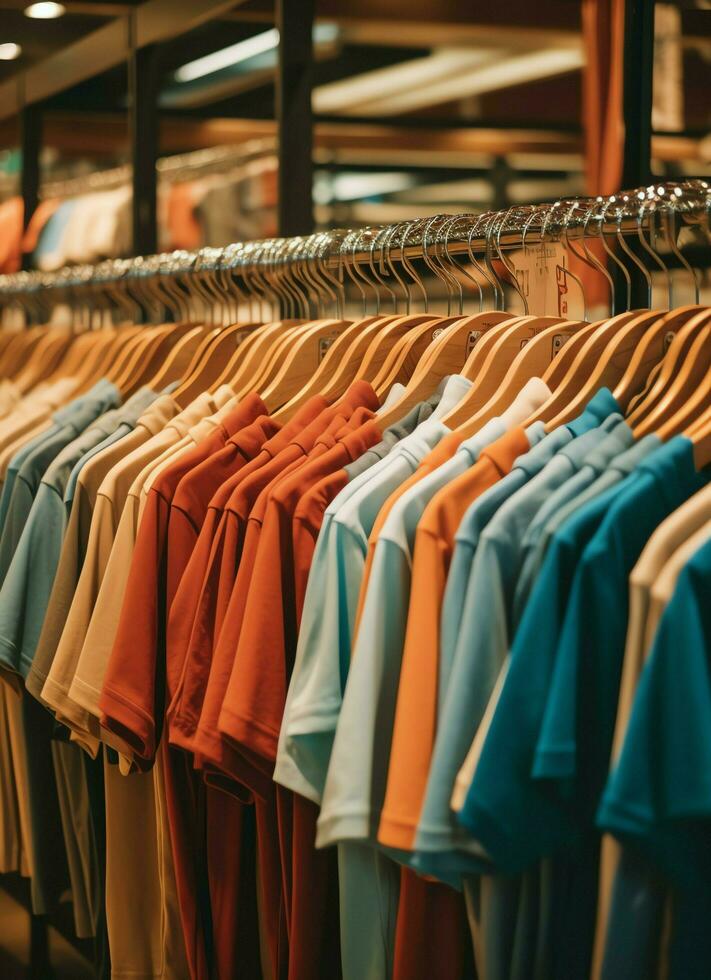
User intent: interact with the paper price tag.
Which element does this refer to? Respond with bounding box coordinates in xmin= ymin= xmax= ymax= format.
xmin=511 ymin=242 xmax=581 ymax=318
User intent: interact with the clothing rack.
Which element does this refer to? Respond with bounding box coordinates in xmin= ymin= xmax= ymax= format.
xmin=0 ymin=179 xmax=709 ymax=320
xmin=32 ymin=139 xmax=277 ymax=203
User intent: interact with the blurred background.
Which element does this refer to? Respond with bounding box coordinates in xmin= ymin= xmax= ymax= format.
xmin=0 ymin=0 xmax=708 ymax=274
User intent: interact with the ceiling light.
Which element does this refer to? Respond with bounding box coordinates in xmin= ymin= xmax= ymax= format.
xmin=0 ymin=43 xmax=21 ymax=60
xmin=174 ymin=28 xmax=280 ymax=83
xmin=174 ymin=23 xmax=338 ymax=84
xmin=24 ymin=2 xmax=66 ymax=18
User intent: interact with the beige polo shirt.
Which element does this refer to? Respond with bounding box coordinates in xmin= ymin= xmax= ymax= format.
xmin=47 ymin=389 xmax=231 ymax=756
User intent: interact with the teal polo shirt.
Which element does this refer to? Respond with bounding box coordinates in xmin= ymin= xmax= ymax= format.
xmin=598 ymin=536 xmax=711 ymax=980
xmin=438 ymin=389 xmax=622 ymax=710
xmin=460 ymin=437 xmax=707 ymax=980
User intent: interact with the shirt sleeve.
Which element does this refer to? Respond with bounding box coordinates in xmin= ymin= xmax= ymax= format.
xmin=0 ymin=483 xmax=66 ymax=678
xmin=98 ymin=488 xmax=170 ymax=763
xmin=275 ymin=518 xmax=366 ymax=804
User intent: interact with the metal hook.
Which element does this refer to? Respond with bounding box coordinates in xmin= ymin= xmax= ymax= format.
xmin=382 ymin=223 xmax=411 ymax=312
xmin=637 ymin=190 xmax=672 ymax=309
xmin=599 ymin=196 xmax=633 ymax=311
xmin=616 ymin=194 xmax=653 ymax=307
xmin=495 ymin=206 xmax=530 ymax=315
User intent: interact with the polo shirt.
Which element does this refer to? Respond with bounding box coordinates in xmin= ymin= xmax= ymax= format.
xmin=290 ymin=399 xmax=444 ymax=613
xmin=194 ymin=408 xmax=365 ymax=789
xmin=318 ymin=425 xmax=537 ymax=851
xmin=96 ymin=393 xmax=266 ymax=766
xmin=596 ymin=520 xmax=711 ymax=980
xmin=222 ymin=412 xmax=381 ymax=980
xmin=272 ymin=414 xmax=455 ymax=808
xmin=217 ymin=410 xmax=382 ymax=769
xmin=62 ymin=387 xmax=158 ymax=509
xmin=0 ymin=380 xmax=120 ymax=588
xmin=41 ymin=391 xmax=216 ymax=748
xmin=165 ymin=400 xmax=325 ymax=750
xmin=413 ymin=410 xmax=623 ymax=876
xmin=449 ymin=434 xmax=665 ymax=817
xmin=597 ymin=536 xmax=711 ymax=980
xmin=454 ymin=437 xmax=662 ymax=866
xmin=0 ymin=390 xmax=157 ymax=681
xmin=376 ymin=387 xmax=555 ymax=855
xmin=0 ymin=377 xmax=78 ymax=475
xmin=25 ymin=394 xmax=180 ymax=707
xmin=518 ymin=434 xmax=665 ymax=604
xmin=342 ymin=387 xmax=444 ymax=481
xmin=73 ymin=386 xmax=232 ymax=757
xmin=460 ymin=437 xmax=707 ymax=980
xmin=513 ymin=418 xmax=635 ymax=624
xmin=190 ymin=382 xmax=379 ymax=786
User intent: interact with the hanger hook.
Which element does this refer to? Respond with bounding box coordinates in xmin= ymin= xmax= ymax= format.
xmin=637 ymin=189 xmax=672 ymax=309
xmin=598 ymin=196 xmax=632 ymax=311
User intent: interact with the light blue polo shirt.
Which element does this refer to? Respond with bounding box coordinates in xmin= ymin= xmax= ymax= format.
xmin=0 ymin=380 xmax=121 ymax=673
xmin=598 ymin=535 xmax=711 ymax=980
xmin=414 ymin=411 xmax=622 ymax=880
xmin=274 ymin=376 xmax=472 ymax=805
xmin=438 ymin=388 xmax=622 ymax=705
xmin=513 ymin=418 xmax=635 ymax=624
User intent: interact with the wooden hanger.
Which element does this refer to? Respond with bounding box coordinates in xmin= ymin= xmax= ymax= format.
xmin=522 ymin=310 xmax=664 ymax=429
xmin=270 ymin=314 xmax=398 ymax=420
xmin=121 ymin=322 xmax=214 ymax=398
xmin=374 ymin=311 xmax=520 ymax=429
xmin=370 ymin=314 xmax=474 ymax=400
xmin=634 ymin=325 xmax=711 ymax=438
xmin=441 ymin=314 xmax=566 ymax=430
xmin=0 ymin=327 xmax=48 ymax=379
xmin=446 ymin=317 xmax=582 ymax=434
xmin=612 ymin=305 xmax=711 ymax=412
xmin=78 ymin=325 xmax=142 ymax=388
xmin=13 ymin=329 xmax=76 ymax=393
xmin=625 ymin=308 xmax=711 ymax=427
xmin=112 ymin=324 xmax=181 ymax=396
xmin=261 ymin=316 xmax=353 ymax=411
xmin=226 ymin=320 xmax=306 ymax=396
xmin=145 ymin=325 xmax=210 ymax=392
xmin=168 ymin=318 xmax=266 ymax=407
xmin=59 ymin=327 xmax=121 ymax=391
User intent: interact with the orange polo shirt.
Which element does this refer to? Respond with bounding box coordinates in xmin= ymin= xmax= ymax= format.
xmin=97 ymin=393 xmax=267 ymax=764
xmin=378 ymin=426 xmax=532 ymax=851
xmin=166 ymin=396 xmax=331 ymax=753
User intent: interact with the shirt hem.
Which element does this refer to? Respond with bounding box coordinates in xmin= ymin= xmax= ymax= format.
xmin=315 ymin=809 xmax=373 ymax=848
xmin=99 ymin=683 xmax=155 ymax=762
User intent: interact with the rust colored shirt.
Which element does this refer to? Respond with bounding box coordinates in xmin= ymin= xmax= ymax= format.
xmin=98 ymin=393 xmax=266 ymax=763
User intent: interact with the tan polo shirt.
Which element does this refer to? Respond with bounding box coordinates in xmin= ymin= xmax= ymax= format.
xmin=26 ymin=394 xmax=182 ymax=705
xmin=137 ymin=386 xmax=239 ymax=505
xmin=58 ymin=390 xmax=232 ymax=755
xmin=39 ymin=389 xmax=226 ymax=980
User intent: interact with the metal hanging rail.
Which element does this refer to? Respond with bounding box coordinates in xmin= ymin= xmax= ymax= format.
xmin=0 ymin=179 xmax=708 ymax=306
